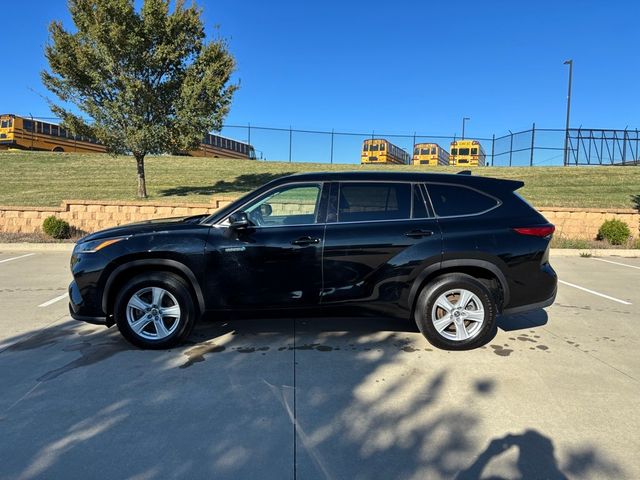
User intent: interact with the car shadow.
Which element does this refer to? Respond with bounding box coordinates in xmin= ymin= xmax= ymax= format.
xmin=497 ymin=308 xmax=549 ymax=332
xmin=190 ymin=310 xmax=549 ymax=352
xmin=189 ymin=315 xmax=419 ymax=344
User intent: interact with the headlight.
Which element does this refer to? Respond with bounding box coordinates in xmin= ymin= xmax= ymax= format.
xmin=74 ymin=236 xmax=127 ymax=254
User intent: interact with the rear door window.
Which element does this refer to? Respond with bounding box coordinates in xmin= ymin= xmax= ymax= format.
xmin=338 ymin=182 xmax=411 ymax=222
xmin=426 ymin=183 xmax=499 ymax=217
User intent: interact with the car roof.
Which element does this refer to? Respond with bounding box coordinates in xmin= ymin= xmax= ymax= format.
xmin=274 ymin=171 xmax=524 ymax=190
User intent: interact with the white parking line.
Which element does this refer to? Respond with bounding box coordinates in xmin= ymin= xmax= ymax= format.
xmin=592 ymin=258 xmax=640 ymax=271
xmin=38 ymin=293 xmax=68 ymax=308
xmin=558 ymin=280 xmax=632 ymax=305
xmin=0 ymin=253 xmax=35 ymax=264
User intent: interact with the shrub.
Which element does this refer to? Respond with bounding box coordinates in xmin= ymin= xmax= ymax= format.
xmin=597 ymin=219 xmax=631 ymax=246
xmin=42 ymin=216 xmax=71 ymax=239
xmin=550 ymin=237 xmax=591 ymax=249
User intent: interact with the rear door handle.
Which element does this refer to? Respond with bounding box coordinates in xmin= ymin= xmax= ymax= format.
xmin=405 ymin=229 xmax=434 ymax=238
xmin=291 ymin=236 xmax=321 ymax=246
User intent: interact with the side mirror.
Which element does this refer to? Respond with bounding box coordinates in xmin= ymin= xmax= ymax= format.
xmin=229 ymin=211 xmax=250 ymax=229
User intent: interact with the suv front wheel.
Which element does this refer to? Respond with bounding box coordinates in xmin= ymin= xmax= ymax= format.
xmin=415 ymin=273 xmax=497 ymax=350
xmin=114 ymin=272 xmax=196 ymax=349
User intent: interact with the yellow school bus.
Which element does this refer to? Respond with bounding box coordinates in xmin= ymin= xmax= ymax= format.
xmin=449 ymin=139 xmax=486 ymax=166
xmin=361 ymin=138 xmax=409 ymax=165
xmin=412 ymin=143 xmax=450 ymax=166
xmin=192 ymin=133 xmax=256 ymax=159
xmin=0 ymin=114 xmax=256 ymax=159
xmin=0 ymin=114 xmax=106 ymax=153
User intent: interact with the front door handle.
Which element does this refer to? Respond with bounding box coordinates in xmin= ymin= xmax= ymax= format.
xmin=405 ymin=229 xmax=434 ymax=238
xmin=291 ymin=236 xmax=321 ymax=246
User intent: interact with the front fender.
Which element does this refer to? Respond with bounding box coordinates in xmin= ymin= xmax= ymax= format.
xmin=101 ymin=258 xmax=206 ymax=314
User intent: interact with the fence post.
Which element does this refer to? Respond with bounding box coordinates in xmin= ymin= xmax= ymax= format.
xmin=289 ymin=126 xmax=292 ymax=163
xmin=490 ymin=134 xmax=495 ymax=166
xmin=508 ymin=132 xmax=513 ymax=167
xmin=247 ymin=122 xmax=251 ymax=146
xmin=529 ymin=123 xmax=536 ymax=166
xmin=622 ymin=128 xmax=628 ymax=165
xmin=330 ymin=128 xmax=334 ymax=164
xmin=577 ymin=128 xmax=582 ymax=165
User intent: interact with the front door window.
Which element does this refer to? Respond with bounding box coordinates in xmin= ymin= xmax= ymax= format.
xmin=244 ymin=184 xmax=321 ymax=226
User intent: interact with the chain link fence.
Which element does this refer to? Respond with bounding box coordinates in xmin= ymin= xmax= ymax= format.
xmin=220 ymin=124 xmax=496 ymax=165
xmin=20 ymin=115 xmax=640 ymax=166
xmin=218 ymin=124 xmax=640 ymax=166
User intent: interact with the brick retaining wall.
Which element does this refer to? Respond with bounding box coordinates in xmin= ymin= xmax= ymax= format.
xmin=538 ymin=207 xmax=639 ymax=240
xmin=0 ymin=198 xmax=235 ymax=235
xmin=0 ymin=199 xmax=638 ymax=240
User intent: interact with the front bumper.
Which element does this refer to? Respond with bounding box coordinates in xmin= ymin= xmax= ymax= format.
xmin=69 ymin=305 xmax=109 ymax=325
xmin=68 ymin=280 xmax=111 ymax=326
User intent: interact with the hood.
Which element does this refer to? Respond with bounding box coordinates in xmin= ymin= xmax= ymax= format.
xmin=78 ymin=214 xmax=209 ymax=243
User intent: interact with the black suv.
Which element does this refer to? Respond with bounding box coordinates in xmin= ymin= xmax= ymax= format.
xmin=69 ymin=171 xmax=557 ymax=350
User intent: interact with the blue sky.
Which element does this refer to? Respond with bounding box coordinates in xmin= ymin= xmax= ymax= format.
xmin=2 ymin=0 xmax=639 ymax=164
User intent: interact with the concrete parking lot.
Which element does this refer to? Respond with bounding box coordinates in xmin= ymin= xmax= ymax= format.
xmin=0 ymin=249 xmax=638 ymax=480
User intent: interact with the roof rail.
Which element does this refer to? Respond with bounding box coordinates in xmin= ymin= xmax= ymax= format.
xmin=457 ymin=170 xmax=472 ymax=175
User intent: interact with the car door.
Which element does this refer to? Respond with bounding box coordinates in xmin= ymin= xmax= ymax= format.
xmin=204 ymin=182 xmax=327 ymax=309
xmin=321 ymin=181 xmax=442 ymax=306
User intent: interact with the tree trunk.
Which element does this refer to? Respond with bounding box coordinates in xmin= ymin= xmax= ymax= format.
xmin=135 ymin=154 xmax=148 ymax=199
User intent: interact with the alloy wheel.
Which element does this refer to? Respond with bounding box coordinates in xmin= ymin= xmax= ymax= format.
xmin=430 ymin=288 xmax=485 ymax=341
xmin=125 ymin=287 xmax=181 ymax=340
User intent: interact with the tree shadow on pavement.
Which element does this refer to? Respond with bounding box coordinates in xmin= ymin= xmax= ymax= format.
xmin=158 ymin=172 xmax=294 ymax=197
xmin=0 ymin=315 xmax=625 ymax=480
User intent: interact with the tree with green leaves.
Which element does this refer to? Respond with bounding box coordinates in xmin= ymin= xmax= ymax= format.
xmin=42 ymin=0 xmax=237 ymax=198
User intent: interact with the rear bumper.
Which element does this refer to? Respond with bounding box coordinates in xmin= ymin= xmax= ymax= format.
xmin=501 ymin=286 xmax=557 ymax=316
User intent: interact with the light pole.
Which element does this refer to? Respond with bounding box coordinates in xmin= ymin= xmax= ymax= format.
xmin=563 ymin=59 xmax=573 ymax=166
xmin=462 ymin=117 xmax=470 ymax=139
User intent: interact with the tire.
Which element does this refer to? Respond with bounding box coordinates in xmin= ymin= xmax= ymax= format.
xmin=52 ymin=146 xmax=64 ymax=152
xmin=414 ymin=273 xmax=497 ymax=350
xmin=114 ymin=272 xmax=197 ymax=349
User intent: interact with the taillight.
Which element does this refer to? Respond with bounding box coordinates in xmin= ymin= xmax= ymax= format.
xmin=513 ymin=225 xmax=555 ymax=237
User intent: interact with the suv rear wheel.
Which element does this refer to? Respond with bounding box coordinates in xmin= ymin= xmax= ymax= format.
xmin=114 ymin=272 xmax=196 ymax=349
xmin=415 ymin=273 xmax=496 ymax=350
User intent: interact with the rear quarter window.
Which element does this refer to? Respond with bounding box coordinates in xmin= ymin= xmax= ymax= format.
xmin=426 ymin=183 xmax=499 ymax=217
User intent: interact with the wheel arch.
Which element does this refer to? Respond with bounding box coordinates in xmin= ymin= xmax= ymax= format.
xmin=102 ymin=259 xmax=205 ymax=317
xmin=409 ymin=259 xmax=509 ymax=319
